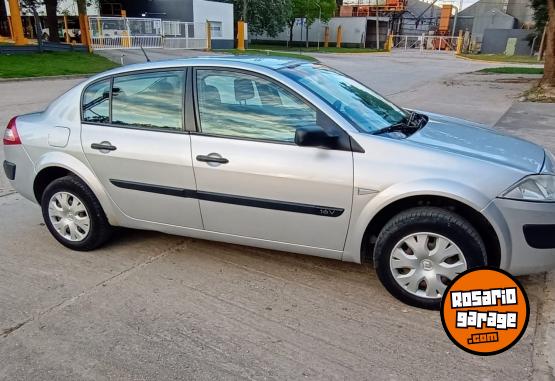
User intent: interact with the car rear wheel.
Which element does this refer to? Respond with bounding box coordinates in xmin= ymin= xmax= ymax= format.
xmin=374 ymin=207 xmax=487 ymax=309
xmin=41 ymin=175 xmax=112 ymax=251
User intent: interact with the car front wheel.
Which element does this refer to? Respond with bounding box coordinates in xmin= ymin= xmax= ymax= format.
xmin=374 ymin=207 xmax=487 ymax=309
xmin=41 ymin=175 xmax=112 ymax=251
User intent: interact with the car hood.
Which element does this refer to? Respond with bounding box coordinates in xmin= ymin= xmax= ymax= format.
xmin=407 ymin=112 xmax=545 ymax=173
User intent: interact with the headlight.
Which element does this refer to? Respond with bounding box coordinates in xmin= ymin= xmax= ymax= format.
xmin=501 ymin=175 xmax=555 ymax=202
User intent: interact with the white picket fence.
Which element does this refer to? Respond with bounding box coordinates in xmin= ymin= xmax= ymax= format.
xmin=90 ymin=35 xmax=164 ymax=49
xmin=88 ymin=16 xmax=207 ymax=50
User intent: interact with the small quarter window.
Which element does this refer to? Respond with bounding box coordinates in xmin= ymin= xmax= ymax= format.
xmin=82 ymin=79 xmax=110 ymax=124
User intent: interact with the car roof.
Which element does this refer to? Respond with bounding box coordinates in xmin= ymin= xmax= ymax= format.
xmin=96 ymin=55 xmax=312 ymax=79
xmin=188 ymin=55 xmax=310 ymax=69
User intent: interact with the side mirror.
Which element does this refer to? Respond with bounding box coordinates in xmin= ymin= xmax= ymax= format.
xmin=295 ymin=126 xmax=338 ymax=149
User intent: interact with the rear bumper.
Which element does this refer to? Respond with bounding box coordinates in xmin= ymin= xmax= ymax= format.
xmin=483 ymin=198 xmax=555 ymax=275
xmin=3 ymin=145 xmax=36 ymax=203
xmin=3 ymin=160 xmax=16 ymax=180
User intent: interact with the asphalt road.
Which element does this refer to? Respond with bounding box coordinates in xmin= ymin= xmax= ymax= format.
xmin=0 ymin=52 xmax=552 ymax=380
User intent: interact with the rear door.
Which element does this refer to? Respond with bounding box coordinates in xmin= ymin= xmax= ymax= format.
xmin=80 ymin=69 xmax=203 ymax=229
xmin=189 ymin=68 xmax=354 ymax=251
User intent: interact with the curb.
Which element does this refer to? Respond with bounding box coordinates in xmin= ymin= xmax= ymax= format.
xmin=0 ymin=74 xmax=94 ymax=83
xmin=455 ymin=55 xmax=544 ymax=66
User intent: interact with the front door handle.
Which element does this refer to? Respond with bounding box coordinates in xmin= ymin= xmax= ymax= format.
xmin=196 ymin=154 xmax=229 ymax=164
xmin=91 ymin=141 xmax=117 ymax=152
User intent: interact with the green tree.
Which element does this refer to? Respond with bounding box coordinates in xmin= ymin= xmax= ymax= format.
xmin=530 ymin=0 xmax=555 ymax=90
xmin=230 ymin=0 xmax=291 ymax=38
xmin=19 ymin=0 xmax=58 ymax=42
xmin=286 ymin=0 xmax=336 ymax=46
xmin=541 ymin=0 xmax=554 ymax=88
xmin=530 ymin=0 xmax=548 ymax=30
xmin=44 ymin=0 xmax=59 ymax=42
xmin=20 ymin=0 xmax=44 ymax=48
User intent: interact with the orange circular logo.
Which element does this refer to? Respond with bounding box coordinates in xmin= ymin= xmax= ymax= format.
xmin=440 ymin=267 xmax=529 ymax=356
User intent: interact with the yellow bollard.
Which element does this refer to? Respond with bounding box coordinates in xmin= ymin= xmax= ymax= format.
xmin=85 ymin=16 xmax=93 ymax=52
xmin=63 ymin=15 xmax=70 ymax=43
xmin=324 ymin=26 xmax=329 ymax=48
xmin=78 ymin=13 xmax=89 ymax=47
xmin=456 ymin=29 xmax=463 ymax=54
xmin=96 ymin=17 xmax=104 ymax=47
xmin=205 ymin=21 xmax=212 ymax=51
xmin=385 ymin=34 xmax=393 ymax=51
xmin=336 ymin=25 xmax=342 ymax=48
xmin=237 ymin=20 xmax=245 ymax=51
xmin=121 ymin=11 xmax=131 ymax=48
xmin=122 ymin=30 xmax=130 ymax=47
xmin=7 ymin=0 xmax=26 ymax=45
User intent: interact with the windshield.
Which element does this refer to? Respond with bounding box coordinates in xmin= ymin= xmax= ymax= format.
xmin=279 ymin=64 xmax=408 ymax=133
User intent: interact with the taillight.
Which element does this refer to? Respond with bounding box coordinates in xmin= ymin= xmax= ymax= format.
xmin=3 ymin=117 xmax=21 ymax=145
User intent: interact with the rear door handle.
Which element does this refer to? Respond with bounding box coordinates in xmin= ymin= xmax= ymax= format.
xmin=196 ymin=154 xmax=229 ymax=164
xmin=91 ymin=141 xmax=117 ymax=152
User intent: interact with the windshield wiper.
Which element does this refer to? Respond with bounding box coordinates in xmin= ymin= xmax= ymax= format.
xmin=406 ymin=110 xmax=417 ymax=126
xmin=406 ymin=110 xmax=428 ymax=128
xmin=372 ymin=111 xmax=429 ymax=136
xmin=372 ymin=123 xmax=419 ymax=136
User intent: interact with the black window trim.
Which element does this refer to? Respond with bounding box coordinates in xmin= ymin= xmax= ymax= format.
xmin=80 ymin=76 xmax=111 ymax=125
xmin=191 ymin=66 xmax=362 ymax=152
xmin=80 ymin=67 xmax=190 ymax=135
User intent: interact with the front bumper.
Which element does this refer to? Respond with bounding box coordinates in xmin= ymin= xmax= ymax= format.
xmin=483 ymin=198 xmax=555 ymax=275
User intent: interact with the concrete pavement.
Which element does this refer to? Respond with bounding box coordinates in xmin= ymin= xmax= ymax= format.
xmin=0 ymin=52 xmax=553 ymax=380
xmin=0 ymin=194 xmax=547 ymax=380
xmin=494 ymin=103 xmax=555 ymax=380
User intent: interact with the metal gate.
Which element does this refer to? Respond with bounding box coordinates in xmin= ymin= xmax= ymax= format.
xmin=162 ymin=21 xmax=208 ymax=49
xmin=391 ymin=35 xmax=461 ymax=53
xmin=88 ymin=16 xmax=207 ymax=50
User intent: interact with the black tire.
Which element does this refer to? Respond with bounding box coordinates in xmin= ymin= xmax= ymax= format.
xmin=41 ymin=175 xmax=112 ymax=251
xmin=374 ymin=207 xmax=487 ymax=310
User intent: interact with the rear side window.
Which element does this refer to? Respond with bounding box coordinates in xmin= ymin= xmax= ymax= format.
xmin=111 ymin=71 xmax=185 ymax=131
xmin=82 ymin=79 xmax=110 ymax=123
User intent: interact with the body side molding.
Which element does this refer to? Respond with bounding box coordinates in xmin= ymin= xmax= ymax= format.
xmin=110 ymin=179 xmax=344 ymax=218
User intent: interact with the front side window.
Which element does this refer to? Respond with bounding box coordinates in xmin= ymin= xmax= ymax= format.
xmin=112 ymin=71 xmax=184 ymax=131
xmin=279 ymin=63 xmax=408 ymax=133
xmin=196 ymin=69 xmax=317 ymax=142
xmin=82 ymin=79 xmax=110 ymax=123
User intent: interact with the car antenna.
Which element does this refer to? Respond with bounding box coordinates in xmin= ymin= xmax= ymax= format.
xmin=140 ymin=45 xmax=151 ymax=62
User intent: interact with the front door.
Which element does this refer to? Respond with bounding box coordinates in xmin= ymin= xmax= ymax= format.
xmin=190 ymin=68 xmax=354 ymax=251
xmin=80 ymin=69 xmax=203 ymax=229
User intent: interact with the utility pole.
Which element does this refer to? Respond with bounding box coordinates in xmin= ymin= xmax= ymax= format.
xmin=375 ymin=0 xmax=379 ymax=49
xmin=316 ymin=0 xmax=321 ymax=50
xmin=451 ymin=5 xmax=459 ymax=40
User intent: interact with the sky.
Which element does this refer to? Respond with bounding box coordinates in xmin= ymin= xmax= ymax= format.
xmin=424 ymin=0 xmax=482 ymax=10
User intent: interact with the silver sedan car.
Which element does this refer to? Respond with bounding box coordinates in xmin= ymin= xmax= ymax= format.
xmin=3 ymin=57 xmax=555 ymax=308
